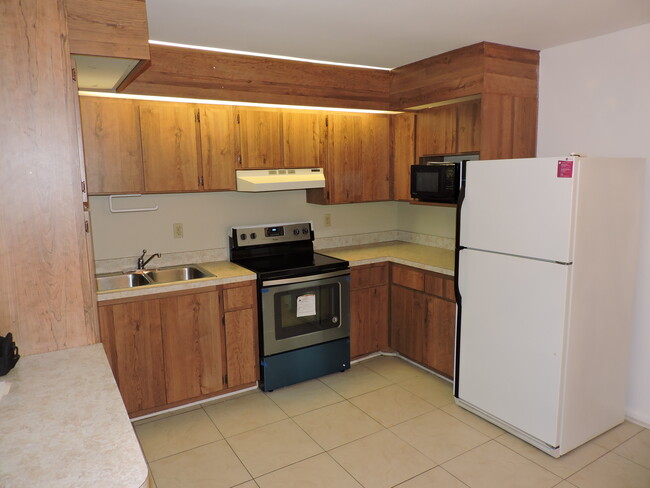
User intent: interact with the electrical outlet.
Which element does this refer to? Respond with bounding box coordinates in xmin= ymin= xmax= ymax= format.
xmin=173 ymin=223 xmax=184 ymax=239
xmin=324 ymin=213 xmax=332 ymax=227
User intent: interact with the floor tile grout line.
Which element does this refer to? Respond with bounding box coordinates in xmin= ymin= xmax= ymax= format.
xmin=436 ymin=466 xmax=473 ymax=488
xmin=322 ymin=446 xmax=375 ymax=487
xmin=606 ymin=450 xmax=650 ymax=473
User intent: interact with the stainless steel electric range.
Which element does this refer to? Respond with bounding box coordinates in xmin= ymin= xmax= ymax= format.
xmin=229 ymin=222 xmax=351 ymax=391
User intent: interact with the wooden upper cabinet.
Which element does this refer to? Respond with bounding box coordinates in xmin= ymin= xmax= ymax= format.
xmin=139 ymin=102 xmax=201 ymax=192
xmin=360 ymin=114 xmax=391 ymax=201
xmin=237 ymin=107 xmax=282 ymax=168
xmin=310 ymin=112 xmax=390 ymax=204
xmin=416 ymin=105 xmax=457 ymax=157
xmin=199 ymin=105 xmax=239 ymax=190
xmin=160 ymin=290 xmax=225 ymax=404
xmin=391 ymin=113 xmax=415 ymax=201
xmin=282 ymin=110 xmax=326 ymax=168
xmin=457 ymin=99 xmax=481 ymax=154
xmin=79 ymin=96 xmax=144 ymax=194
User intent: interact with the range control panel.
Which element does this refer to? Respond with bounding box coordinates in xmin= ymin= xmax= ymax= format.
xmin=231 ymin=222 xmax=313 ymax=247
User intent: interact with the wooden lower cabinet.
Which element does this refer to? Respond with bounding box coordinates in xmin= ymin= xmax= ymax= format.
xmin=223 ymin=282 xmax=259 ymax=388
xmin=160 ymin=290 xmax=225 ymax=403
xmin=389 ymin=263 xmax=456 ymax=378
xmin=350 ymin=263 xmax=389 ymax=358
xmin=98 ymin=300 xmax=166 ymax=413
xmin=98 ymin=283 xmax=259 ymax=416
xmin=390 ymin=285 xmax=426 ymax=362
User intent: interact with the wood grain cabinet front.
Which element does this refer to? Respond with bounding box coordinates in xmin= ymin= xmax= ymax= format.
xmin=307 ymin=112 xmax=390 ymax=204
xmin=98 ymin=283 xmax=259 ymax=417
xmin=389 ymin=263 xmax=456 ymax=378
xmin=350 ymin=263 xmax=389 ymax=358
xmin=236 ymin=107 xmax=283 ymax=169
xmin=282 ymin=110 xmax=327 ymax=168
xmin=138 ymin=101 xmax=202 ymax=192
xmin=79 ymin=96 xmax=145 ymax=194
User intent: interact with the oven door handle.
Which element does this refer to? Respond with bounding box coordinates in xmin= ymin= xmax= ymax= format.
xmin=262 ymin=269 xmax=350 ymax=287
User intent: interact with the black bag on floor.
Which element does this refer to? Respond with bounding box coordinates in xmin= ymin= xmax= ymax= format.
xmin=0 ymin=332 xmax=20 ymax=376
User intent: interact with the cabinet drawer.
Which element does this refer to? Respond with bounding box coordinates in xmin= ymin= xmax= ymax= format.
xmin=351 ymin=263 xmax=388 ymax=290
xmin=424 ymin=274 xmax=455 ymax=301
xmin=223 ymin=283 xmax=255 ymax=311
xmin=391 ymin=264 xmax=425 ymax=291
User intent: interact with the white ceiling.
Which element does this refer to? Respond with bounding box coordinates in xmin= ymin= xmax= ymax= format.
xmin=146 ymin=0 xmax=650 ymax=68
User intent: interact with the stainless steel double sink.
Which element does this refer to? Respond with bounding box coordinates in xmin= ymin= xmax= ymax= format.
xmin=96 ymin=265 xmax=215 ymax=292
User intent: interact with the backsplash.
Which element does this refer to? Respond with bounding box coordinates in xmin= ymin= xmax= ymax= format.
xmin=95 ymin=230 xmax=455 ymax=274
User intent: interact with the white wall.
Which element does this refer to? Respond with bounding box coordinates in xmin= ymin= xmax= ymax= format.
xmin=90 ymin=191 xmax=401 ymax=259
xmin=537 ymin=23 xmax=650 ymax=425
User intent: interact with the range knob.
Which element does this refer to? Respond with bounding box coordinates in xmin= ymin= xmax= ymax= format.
xmin=250 ymin=232 xmax=257 ymax=239
xmin=239 ymin=233 xmax=246 ymax=241
xmin=293 ymin=229 xmax=300 ymax=236
xmin=302 ymin=227 xmax=309 ymax=235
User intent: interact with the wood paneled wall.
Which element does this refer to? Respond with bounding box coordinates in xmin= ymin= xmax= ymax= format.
xmin=389 ymin=42 xmax=539 ymax=110
xmin=1 ymin=0 xmax=98 ymax=355
xmin=65 ymin=0 xmax=150 ymax=60
xmin=123 ymin=44 xmax=392 ymax=110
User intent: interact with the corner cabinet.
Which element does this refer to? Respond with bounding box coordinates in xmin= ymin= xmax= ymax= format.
xmin=390 ymin=263 xmax=456 ymax=378
xmin=307 ymin=112 xmax=391 ymax=204
xmin=98 ymin=282 xmax=259 ymax=417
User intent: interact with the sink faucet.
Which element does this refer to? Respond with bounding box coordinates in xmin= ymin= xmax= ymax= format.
xmin=137 ymin=249 xmax=161 ymax=270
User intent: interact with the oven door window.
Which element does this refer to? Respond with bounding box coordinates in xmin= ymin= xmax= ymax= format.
xmin=274 ymin=283 xmax=341 ymax=339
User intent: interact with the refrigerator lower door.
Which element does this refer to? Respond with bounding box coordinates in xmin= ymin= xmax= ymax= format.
xmin=456 ymin=248 xmax=570 ymax=447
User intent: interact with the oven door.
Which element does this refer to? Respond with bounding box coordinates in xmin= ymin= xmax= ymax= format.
xmin=260 ymin=270 xmax=350 ymax=356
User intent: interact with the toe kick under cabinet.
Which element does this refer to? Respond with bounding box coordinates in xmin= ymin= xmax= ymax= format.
xmin=98 ymin=282 xmax=259 ymax=417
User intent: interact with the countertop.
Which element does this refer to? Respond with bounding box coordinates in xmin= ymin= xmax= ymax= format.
xmin=96 ymin=260 xmax=256 ymax=301
xmin=320 ymin=241 xmax=455 ymax=276
xmin=96 ymin=241 xmax=454 ymax=301
xmin=0 ymin=344 xmax=149 ymax=488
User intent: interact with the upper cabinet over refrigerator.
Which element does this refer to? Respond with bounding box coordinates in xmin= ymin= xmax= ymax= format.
xmin=459 ymin=157 xmax=577 ymax=263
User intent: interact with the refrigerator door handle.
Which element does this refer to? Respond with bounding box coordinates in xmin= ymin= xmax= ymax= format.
xmin=453 ymin=161 xmax=467 ymax=397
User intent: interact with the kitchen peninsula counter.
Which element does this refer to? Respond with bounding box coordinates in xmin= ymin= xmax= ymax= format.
xmin=319 ymin=241 xmax=455 ymax=275
xmin=0 ymin=343 xmax=149 ymax=488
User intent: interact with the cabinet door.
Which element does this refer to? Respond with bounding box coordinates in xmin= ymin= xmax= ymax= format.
xmin=282 ymin=110 xmax=326 ymax=168
xmin=237 ymin=107 xmax=282 ymax=168
xmin=351 ymin=285 xmax=389 ymax=358
xmin=416 ymin=105 xmax=457 ymax=157
xmin=424 ymin=296 xmax=456 ymax=378
xmin=360 ymin=114 xmax=391 ymax=201
xmin=79 ymin=96 xmax=144 ymax=194
xmin=327 ymin=113 xmax=362 ymax=203
xmin=139 ymin=102 xmax=201 ymax=192
xmin=199 ymin=105 xmax=238 ymax=190
xmin=98 ymin=300 xmax=166 ymax=413
xmin=225 ymin=308 xmax=258 ymax=387
xmin=392 ymin=112 xmax=415 ymax=201
xmin=390 ymin=285 xmax=426 ymax=363
xmin=456 ymin=99 xmax=481 ymax=154
xmin=160 ymin=290 xmax=225 ymax=403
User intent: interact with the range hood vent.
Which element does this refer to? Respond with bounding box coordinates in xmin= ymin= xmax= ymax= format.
xmin=236 ymin=168 xmax=325 ymax=192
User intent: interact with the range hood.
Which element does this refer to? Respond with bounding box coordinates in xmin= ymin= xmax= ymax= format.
xmin=236 ymin=168 xmax=325 ymax=192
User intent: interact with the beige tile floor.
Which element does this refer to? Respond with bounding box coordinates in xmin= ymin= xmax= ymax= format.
xmin=134 ymin=355 xmax=650 ymax=488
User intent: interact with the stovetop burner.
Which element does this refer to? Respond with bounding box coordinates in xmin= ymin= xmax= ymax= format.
xmin=229 ymin=222 xmax=349 ymax=280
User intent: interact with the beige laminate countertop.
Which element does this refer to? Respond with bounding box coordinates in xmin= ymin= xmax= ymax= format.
xmin=0 ymin=344 xmax=149 ymax=488
xmin=320 ymin=241 xmax=455 ymax=276
xmin=96 ymin=260 xmax=256 ymax=301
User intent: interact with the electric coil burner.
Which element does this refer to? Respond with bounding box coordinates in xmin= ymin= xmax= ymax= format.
xmin=230 ymin=222 xmax=350 ymax=391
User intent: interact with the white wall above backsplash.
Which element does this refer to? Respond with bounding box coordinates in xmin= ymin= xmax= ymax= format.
xmin=89 ymin=191 xmax=457 ymax=269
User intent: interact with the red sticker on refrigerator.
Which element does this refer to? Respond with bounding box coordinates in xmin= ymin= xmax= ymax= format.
xmin=557 ymin=160 xmax=573 ymax=178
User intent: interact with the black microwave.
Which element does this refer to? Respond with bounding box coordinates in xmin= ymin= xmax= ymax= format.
xmin=411 ymin=160 xmax=460 ymax=203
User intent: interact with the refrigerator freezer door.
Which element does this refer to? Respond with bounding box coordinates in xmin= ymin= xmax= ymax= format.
xmin=460 ymin=157 xmax=576 ymax=263
xmin=457 ymin=248 xmax=570 ymax=447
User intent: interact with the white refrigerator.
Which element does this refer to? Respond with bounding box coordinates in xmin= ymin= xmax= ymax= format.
xmin=454 ymin=156 xmax=644 ymax=457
